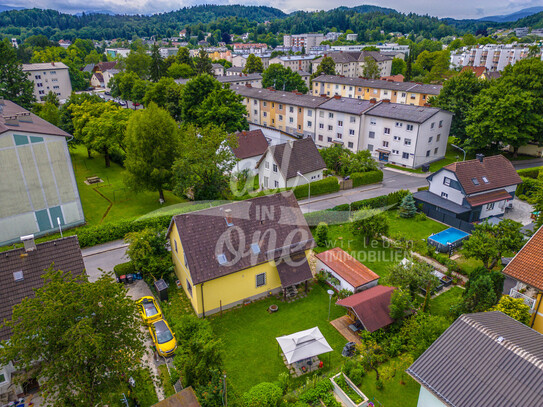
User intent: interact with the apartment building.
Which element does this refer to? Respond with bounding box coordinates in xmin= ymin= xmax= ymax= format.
xmin=231 ymin=86 xmax=452 ymax=169
xmin=232 ymin=54 xmax=272 ymax=69
xmin=22 ymin=62 xmax=72 ymax=102
xmin=269 ymin=55 xmax=316 ymax=73
xmin=283 ymin=34 xmax=325 ymax=48
xmin=232 ymin=85 xmax=328 ymax=139
xmin=232 ymin=43 xmax=268 ymax=54
xmin=312 ymin=75 xmax=442 ymax=107
xmin=312 ymin=51 xmax=393 ymax=78
xmin=217 ymin=73 xmax=263 ymax=88
xmin=450 ymin=44 xmax=534 ymax=71
xmin=332 ymin=43 xmax=410 ymax=56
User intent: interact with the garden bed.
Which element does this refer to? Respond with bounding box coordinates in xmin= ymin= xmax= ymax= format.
xmin=331 ymin=372 xmax=369 ymax=407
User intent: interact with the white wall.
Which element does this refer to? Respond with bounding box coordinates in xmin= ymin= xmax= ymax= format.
xmin=236 ymin=156 xmax=261 ymax=175
xmin=316 ymin=259 xmax=355 ymax=292
xmin=259 ymin=151 xmax=286 ymax=189
xmin=428 ymin=170 xmax=465 ymax=205
xmin=286 ymin=169 xmax=324 ymax=188
xmin=417 ymin=387 xmax=448 ymax=407
xmin=412 ymin=112 xmax=451 ymax=168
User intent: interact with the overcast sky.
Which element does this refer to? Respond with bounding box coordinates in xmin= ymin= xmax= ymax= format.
xmin=1 ymin=0 xmax=541 ymax=19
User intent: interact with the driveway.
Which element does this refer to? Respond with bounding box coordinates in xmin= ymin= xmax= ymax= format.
xmin=299 ymin=168 xmax=427 ymax=212
xmin=503 ymin=197 xmax=534 ymax=226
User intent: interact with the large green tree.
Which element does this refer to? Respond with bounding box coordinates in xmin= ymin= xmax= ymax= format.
xmin=143 ymin=77 xmax=184 ymax=120
xmin=196 ymin=86 xmax=248 ymax=133
xmin=391 ymin=57 xmax=406 ymax=76
xmin=262 ymin=64 xmax=308 ymax=93
xmin=176 ymin=47 xmax=192 ymax=66
xmin=0 ymin=269 xmax=145 ymax=406
xmin=181 ymin=74 xmax=220 ymax=123
xmin=194 ymin=49 xmax=213 ymax=75
xmin=125 ymin=48 xmax=152 ymax=79
xmin=0 ymin=39 xmax=35 ymax=108
xmin=243 ymin=53 xmax=264 ymax=74
xmin=173 ymin=124 xmax=237 ymax=200
xmin=363 ymin=56 xmax=381 ymax=79
xmin=430 ymin=70 xmax=489 ymax=143
xmin=312 ymin=56 xmax=336 ymax=81
xmin=149 ymin=44 xmax=166 ymax=82
xmin=124 ymin=103 xmax=179 ymax=201
xmin=351 ymin=206 xmax=389 ymax=245
xmin=125 ymin=227 xmax=171 ymax=280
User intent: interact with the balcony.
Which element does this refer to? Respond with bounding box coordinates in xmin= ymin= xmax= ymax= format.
xmin=509 ymin=288 xmax=536 ymax=312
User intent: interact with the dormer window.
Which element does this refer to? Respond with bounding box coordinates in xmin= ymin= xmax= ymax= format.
xmin=472 ymin=178 xmax=480 ymax=185
xmin=482 ymin=176 xmax=489 ymax=183
xmin=217 ymin=254 xmax=227 ymax=265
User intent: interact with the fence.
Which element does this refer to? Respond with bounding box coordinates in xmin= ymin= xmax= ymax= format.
xmin=422 ymin=207 xmax=475 ymax=233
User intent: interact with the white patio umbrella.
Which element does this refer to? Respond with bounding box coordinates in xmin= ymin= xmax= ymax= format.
xmin=276 ymin=326 xmax=333 ymax=364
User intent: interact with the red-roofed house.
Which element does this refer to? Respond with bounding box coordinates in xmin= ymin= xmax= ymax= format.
xmin=232 ymin=129 xmax=269 ymax=175
xmin=315 ymin=247 xmax=380 ymax=293
xmin=460 ymin=66 xmax=487 ymax=78
xmin=502 ymin=225 xmax=543 ymax=334
xmin=414 ymin=154 xmax=522 ymax=231
xmin=336 ymin=285 xmax=396 ymax=332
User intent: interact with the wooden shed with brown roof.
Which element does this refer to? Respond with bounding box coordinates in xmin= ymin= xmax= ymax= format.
xmin=315 ymin=247 xmax=380 ymax=293
xmin=502 ymin=225 xmax=543 ymax=334
xmin=152 ymin=387 xmax=201 ymax=407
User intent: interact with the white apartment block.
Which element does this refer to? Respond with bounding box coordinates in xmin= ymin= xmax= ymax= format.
xmin=22 ymin=62 xmax=72 ymax=102
xmin=332 ymin=43 xmax=410 ymax=55
xmin=232 ymin=85 xmax=452 ymax=169
xmin=232 ymin=54 xmax=272 ymax=69
xmin=269 ymin=55 xmax=316 ymax=73
xmin=283 ymin=34 xmax=325 ymax=48
xmin=450 ymin=44 xmax=532 ymax=71
xmin=312 ymin=51 xmax=392 ymax=78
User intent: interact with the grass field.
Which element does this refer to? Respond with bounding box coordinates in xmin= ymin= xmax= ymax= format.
xmin=208 ymin=284 xmax=346 ymax=396
xmin=429 ymin=286 xmax=464 ymax=318
xmin=70 ymin=145 xmax=185 ymax=226
xmin=386 ymin=211 xmax=448 ymax=243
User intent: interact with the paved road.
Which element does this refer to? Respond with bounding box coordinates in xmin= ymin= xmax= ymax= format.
xmin=298 ymin=168 xmax=428 ymax=212
xmin=511 ymin=158 xmax=543 ymax=170
xmin=82 ymin=240 xmax=128 ymax=282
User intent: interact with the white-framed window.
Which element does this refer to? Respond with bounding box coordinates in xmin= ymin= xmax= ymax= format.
xmin=265 ymin=161 xmax=270 ymax=169
xmin=327 ymin=137 xmax=332 ymax=142
xmin=395 ymin=122 xmax=403 ymax=128
xmin=441 ymin=192 xmax=448 ymax=198
xmin=254 ymin=100 xmax=258 ymax=105
xmin=426 ymin=150 xmax=430 ymax=157
xmin=348 ymin=142 xmax=354 ymax=148
xmin=439 ymin=120 xmax=443 ymax=128
xmin=384 ymin=128 xmax=390 ymax=134
xmin=402 ymin=152 xmax=409 ymax=159
xmin=392 ymin=149 xmax=399 ymax=154
xmin=50 ymin=70 xmax=56 ymax=74
xmin=404 ymin=139 xmax=411 ymax=146
xmin=289 ymin=117 xmax=294 ymax=123
xmin=279 ymin=115 xmax=283 ymax=121
xmin=431 ymin=122 xmax=435 ymax=129
xmin=308 ymin=110 xmax=313 ymax=117
xmin=370 ymin=118 xmax=376 ymax=125
xmin=263 ymin=112 xmax=267 ymax=117
xmin=349 ymin=129 xmax=355 ymax=135
xmin=393 ymin=136 xmax=401 ymax=141
xmin=319 ymin=123 xmax=324 ymax=129
xmin=401 ymin=92 xmax=406 ymax=97
xmin=274 ymin=180 xmax=279 ymax=188
xmin=263 ymin=101 xmax=267 ymax=107
xmin=368 ymin=144 xmax=373 ymax=151
xmin=434 ymin=147 xmax=439 ymax=154
xmin=486 ymin=202 xmax=495 ymax=210
xmin=437 ymin=134 xmax=441 ymax=142
xmin=307 ymin=121 xmax=312 ymax=127
xmin=383 ymin=141 xmax=389 ymax=147
xmin=319 ymin=111 xmax=324 ymax=118
xmin=338 ymin=120 xmax=343 ymax=127
xmin=256 ymin=272 xmax=266 ymax=287
xmin=337 ymin=133 xmax=342 ymax=139
xmin=329 ymin=112 xmax=334 ymax=118
xmin=273 ymin=164 xmax=278 ymax=172
xmin=279 ymin=104 xmax=283 ymax=109
xmin=406 ymin=124 xmax=414 ymax=131
xmin=350 ymin=116 xmax=356 ymax=123
xmin=254 ymin=110 xmax=257 ymax=114
xmin=328 ymin=125 xmax=333 ymax=131
xmin=289 ymin=106 xmax=294 ymax=113
xmin=429 ymin=136 xmax=433 ymax=143
xmin=318 ymin=135 xmax=323 ymax=141
xmin=444 ymin=177 xmax=451 ymax=186
xmin=186 ymin=279 xmax=192 ymax=296
xmin=369 ymin=131 xmax=375 ymax=139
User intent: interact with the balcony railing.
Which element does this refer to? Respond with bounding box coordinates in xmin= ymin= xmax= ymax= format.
xmin=510 ymin=288 xmax=536 ymax=311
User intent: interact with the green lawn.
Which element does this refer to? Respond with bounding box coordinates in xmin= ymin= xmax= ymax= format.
xmin=357 ymin=360 xmax=420 ymax=407
xmin=70 ymin=145 xmax=185 ymax=226
xmin=386 ymin=211 xmax=448 ymax=244
xmin=429 ymin=286 xmax=464 ymax=318
xmin=208 ymin=284 xmax=347 ymax=396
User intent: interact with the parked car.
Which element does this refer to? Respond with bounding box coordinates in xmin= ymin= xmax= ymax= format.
xmin=117 ymin=100 xmax=127 ymax=106
xmin=149 ymin=319 xmax=177 ymax=357
xmin=136 ymin=296 xmax=162 ymax=325
xmin=105 ymin=91 xmax=111 ymax=95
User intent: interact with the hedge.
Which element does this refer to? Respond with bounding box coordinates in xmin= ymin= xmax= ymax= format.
xmin=516 ymin=176 xmax=541 ymax=199
xmin=517 ymin=166 xmax=542 ymax=179
xmin=293 ymin=176 xmax=340 ymax=200
xmin=351 ymin=170 xmax=383 ymax=187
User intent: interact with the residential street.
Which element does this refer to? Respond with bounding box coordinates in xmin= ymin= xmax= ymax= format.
xmin=511 ymin=158 xmax=543 ymax=170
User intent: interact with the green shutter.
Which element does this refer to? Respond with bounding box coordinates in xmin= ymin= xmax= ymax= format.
xmin=35 ymin=209 xmax=52 ymax=232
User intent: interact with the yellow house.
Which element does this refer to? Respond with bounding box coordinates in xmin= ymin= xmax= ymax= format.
xmin=502 ymin=225 xmax=543 ymax=333
xmin=166 ymin=192 xmax=315 ymax=317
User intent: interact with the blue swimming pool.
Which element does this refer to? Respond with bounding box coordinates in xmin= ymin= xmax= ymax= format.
xmin=428 ymin=227 xmax=470 ymax=252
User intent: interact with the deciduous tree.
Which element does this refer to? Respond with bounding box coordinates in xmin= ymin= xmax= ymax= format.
xmin=0 ymin=269 xmax=145 ymax=406
xmin=194 ymin=49 xmax=213 ymax=75
xmin=196 ymin=86 xmax=248 ymax=132
xmin=0 ymin=39 xmax=35 ymax=108
xmin=490 ymin=295 xmax=531 ymax=325
xmin=262 ymin=64 xmax=308 ymax=93
xmin=363 ymin=56 xmax=380 ymax=79
xmin=243 ymin=53 xmax=264 ymax=73
xmin=181 ymin=74 xmax=220 ymax=123
xmin=124 ymin=103 xmax=179 ymax=202
xmin=351 ymin=206 xmax=389 ymax=245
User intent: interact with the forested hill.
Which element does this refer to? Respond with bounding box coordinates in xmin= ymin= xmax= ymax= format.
xmin=0 ymin=5 xmax=286 ymax=39
xmin=511 ymin=11 xmax=543 ymax=28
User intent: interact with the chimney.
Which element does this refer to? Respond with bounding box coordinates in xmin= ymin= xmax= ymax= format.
xmin=320 ymin=94 xmax=328 ymax=98
xmin=51 ymin=61 xmax=55 ymax=66
xmin=245 ymin=83 xmax=252 ymax=88
xmin=476 ymin=153 xmax=484 ymax=163
xmin=17 ymin=112 xmax=33 ymax=123
xmin=333 ymin=95 xmax=341 ymax=100
xmin=3 ymin=115 xmax=19 ymax=126
xmin=382 ymin=99 xmax=390 ymax=103
xmin=423 ymin=103 xmax=430 ymax=107
xmin=21 ymin=234 xmax=36 ymax=252
xmin=267 ymin=87 xmax=275 ymax=91
xmin=224 ymin=209 xmax=233 ymax=226
xmin=369 ymin=98 xmax=377 ymax=104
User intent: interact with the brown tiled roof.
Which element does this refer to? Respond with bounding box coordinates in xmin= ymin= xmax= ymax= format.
xmin=152 ymin=387 xmax=201 ymax=407
xmin=407 ymin=312 xmax=543 ymax=407
xmin=168 ymin=192 xmax=315 ymax=285
xmin=466 ymin=189 xmax=512 ymax=207
xmin=461 ymin=66 xmax=487 ymax=77
xmin=380 ymin=74 xmax=404 ymax=82
xmin=484 ymin=71 xmax=501 ymax=80
xmin=336 ymin=285 xmax=395 ymax=332
xmin=93 ymin=72 xmax=104 ymax=83
xmin=315 ymin=247 xmax=380 ymax=288
xmin=262 ymin=138 xmax=326 ymax=180
xmin=96 ymin=61 xmax=118 ymax=72
xmin=502 ymin=225 xmax=543 ymax=290
xmin=232 ymin=129 xmax=269 ymax=159
xmin=444 ymin=155 xmax=522 ymax=194
xmin=276 ymin=253 xmax=313 ymax=287
xmin=0 ymin=100 xmax=71 ymax=137
xmin=0 ymin=236 xmax=85 ymax=341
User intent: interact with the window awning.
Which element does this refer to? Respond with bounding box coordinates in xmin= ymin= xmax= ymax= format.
xmin=376 ymin=149 xmax=390 ymax=154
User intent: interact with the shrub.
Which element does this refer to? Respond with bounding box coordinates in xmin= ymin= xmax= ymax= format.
xmin=113 ymin=261 xmax=135 ymax=278
xmin=293 ymin=176 xmax=340 ymax=200
xmin=375 ymin=379 xmax=384 ymax=390
xmin=315 ymin=222 xmax=329 ymax=246
xmin=351 ymin=170 xmax=383 ymax=187
xmin=399 ymin=193 xmax=417 ymax=218
xmin=243 ymin=382 xmax=282 ymax=407
xmin=299 ymin=380 xmax=334 ymax=404
xmin=417 ymin=186 xmax=429 ymax=191
xmin=517 ymin=166 xmax=542 ymax=179
xmin=516 ymin=177 xmax=541 ymax=198
xmin=337 ymin=288 xmax=352 ymax=299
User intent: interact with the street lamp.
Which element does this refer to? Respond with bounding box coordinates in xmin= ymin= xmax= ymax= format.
xmin=327 ymin=289 xmax=334 ymax=321
xmin=297 ymin=171 xmax=310 ymax=212
xmin=451 ymin=144 xmax=466 ymax=161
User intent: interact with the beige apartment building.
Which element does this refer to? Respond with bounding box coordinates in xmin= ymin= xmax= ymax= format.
xmin=22 ymin=62 xmax=72 ymax=102
xmin=312 ymin=51 xmax=393 ymax=78
xmin=312 ymin=75 xmax=442 ymax=107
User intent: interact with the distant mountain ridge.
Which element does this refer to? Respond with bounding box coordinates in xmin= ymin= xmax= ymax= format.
xmin=478 ymin=6 xmax=543 ymax=22
xmin=0 ymin=4 xmax=24 ymax=13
